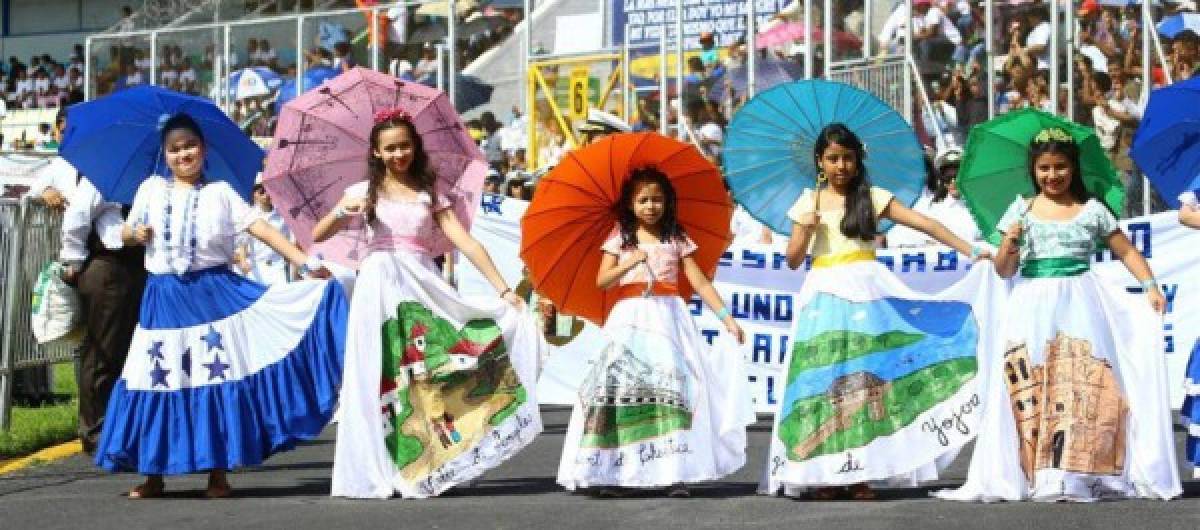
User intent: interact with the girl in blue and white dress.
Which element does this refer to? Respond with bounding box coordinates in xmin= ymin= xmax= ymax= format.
xmin=93 ymin=113 xmax=348 ymax=499
xmin=1179 ymin=190 xmax=1200 ymax=479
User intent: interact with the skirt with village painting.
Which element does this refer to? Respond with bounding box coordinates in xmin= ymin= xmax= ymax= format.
xmin=935 ymin=272 xmax=1181 ymax=502
xmin=331 ymin=250 xmax=548 ymax=499
xmin=762 ymin=261 xmax=1007 ymax=495
xmin=556 ymin=295 xmax=754 ymax=490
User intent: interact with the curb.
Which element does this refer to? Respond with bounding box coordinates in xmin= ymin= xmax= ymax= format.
xmin=0 ymin=439 xmax=83 ymax=475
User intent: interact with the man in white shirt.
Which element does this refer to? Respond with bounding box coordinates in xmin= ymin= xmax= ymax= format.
xmin=47 ymin=108 xmax=147 ymax=453
xmin=60 ymin=174 xmax=147 ymax=455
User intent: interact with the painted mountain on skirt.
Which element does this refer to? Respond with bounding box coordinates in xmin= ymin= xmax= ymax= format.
xmin=779 ymin=293 xmax=979 ymax=462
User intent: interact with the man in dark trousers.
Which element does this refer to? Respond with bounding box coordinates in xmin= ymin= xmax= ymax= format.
xmin=55 ymin=108 xmax=146 ymax=454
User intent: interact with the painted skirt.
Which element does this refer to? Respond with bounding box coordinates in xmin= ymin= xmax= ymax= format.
xmin=762 ymin=261 xmax=1007 ymax=495
xmin=331 ymin=250 xmax=547 ymax=499
xmin=935 ymin=272 xmax=1181 ymax=502
xmin=557 ymin=295 xmax=754 ymax=489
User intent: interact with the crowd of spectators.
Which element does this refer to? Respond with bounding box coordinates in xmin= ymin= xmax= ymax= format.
xmin=0 ymin=46 xmax=87 ymax=113
xmin=465 ymin=0 xmax=1200 ymax=248
xmin=89 ymin=3 xmax=520 ymax=140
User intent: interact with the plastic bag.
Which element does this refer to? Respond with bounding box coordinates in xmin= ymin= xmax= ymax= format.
xmin=30 ymin=261 xmax=83 ymax=345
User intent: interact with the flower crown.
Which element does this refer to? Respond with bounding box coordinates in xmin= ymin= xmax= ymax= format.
xmin=373 ymin=108 xmax=411 ymax=125
xmin=1032 ymin=127 xmax=1074 ymax=145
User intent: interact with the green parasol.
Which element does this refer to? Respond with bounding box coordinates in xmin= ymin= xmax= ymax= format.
xmin=957 ymin=108 xmax=1125 ymax=245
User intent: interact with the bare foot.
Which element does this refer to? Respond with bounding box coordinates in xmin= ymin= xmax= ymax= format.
xmin=128 ymin=476 xmax=165 ymax=499
xmin=205 ymin=470 xmax=232 ymax=499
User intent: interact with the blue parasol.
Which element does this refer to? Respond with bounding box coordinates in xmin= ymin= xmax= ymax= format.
xmin=227 ymin=67 xmax=283 ymax=100
xmin=1157 ymin=12 xmax=1200 ymax=39
xmin=1130 ymin=75 xmax=1200 ymax=208
xmin=60 ymin=85 xmax=265 ymax=205
xmin=722 ymin=79 xmax=925 ymax=235
xmin=274 ymin=66 xmax=341 ymax=111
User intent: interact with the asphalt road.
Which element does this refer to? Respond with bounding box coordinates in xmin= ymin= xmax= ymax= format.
xmin=2 ymin=407 xmax=1198 ymax=530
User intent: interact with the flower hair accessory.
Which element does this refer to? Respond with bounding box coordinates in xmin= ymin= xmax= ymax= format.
xmin=1032 ymin=127 xmax=1074 ymax=145
xmin=373 ymin=108 xmax=411 ymax=125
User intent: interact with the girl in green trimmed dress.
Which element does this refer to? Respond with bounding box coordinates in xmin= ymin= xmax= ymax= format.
xmin=936 ymin=128 xmax=1181 ymax=502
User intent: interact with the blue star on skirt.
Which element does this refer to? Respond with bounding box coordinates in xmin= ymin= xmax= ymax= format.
xmin=181 ymin=347 xmax=192 ymax=377
xmin=150 ymin=360 xmax=170 ymax=388
xmin=203 ymin=354 xmax=230 ymax=381
xmin=202 ymin=325 xmax=224 ymax=352
xmin=147 ymin=340 xmax=164 ymax=360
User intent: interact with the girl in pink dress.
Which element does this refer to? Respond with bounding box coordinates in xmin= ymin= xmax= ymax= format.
xmin=324 ymin=110 xmax=547 ymax=499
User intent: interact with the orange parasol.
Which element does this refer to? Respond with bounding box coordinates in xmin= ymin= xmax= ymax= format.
xmin=520 ymin=132 xmax=733 ymax=324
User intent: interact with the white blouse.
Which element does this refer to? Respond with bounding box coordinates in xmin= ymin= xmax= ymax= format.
xmin=127 ymin=176 xmax=258 ymax=275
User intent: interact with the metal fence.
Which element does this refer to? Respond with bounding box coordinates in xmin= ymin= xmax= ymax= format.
xmin=828 ymin=55 xmax=910 ymax=123
xmin=0 ymin=198 xmax=73 ymax=430
xmin=85 ymin=1 xmax=471 ymax=112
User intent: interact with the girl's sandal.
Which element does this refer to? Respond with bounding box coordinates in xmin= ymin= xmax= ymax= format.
xmin=809 ymin=486 xmax=843 ymax=501
xmin=128 ymin=480 xmax=165 ymax=499
xmin=666 ymin=484 xmax=691 ymax=498
xmin=848 ymin=483 xmax=876 ymax=500
xmin=205 ymin=483 xmax=232 ymax=499
xmin=596 ymin=487 xmax=631 ymax=498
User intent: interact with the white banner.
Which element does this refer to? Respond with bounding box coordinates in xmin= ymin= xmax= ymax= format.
xmin=460 ymin=194 xmax=1200 ymax=412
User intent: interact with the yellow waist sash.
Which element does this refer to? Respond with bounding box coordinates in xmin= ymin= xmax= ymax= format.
xmin=811 ymin=250 xmax=878 ymax=269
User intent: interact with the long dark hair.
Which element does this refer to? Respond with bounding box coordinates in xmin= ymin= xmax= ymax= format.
xmin=923 ymin=153 xmax=950 ymax=202
xmin=365 ymin=115 xmax=436 ymax=224
xmin=1027 ymin=131 xmax=1093 ymax=206
xmin=616 ymin=166 xmax=686 ymax=248
xmin=813 ymin=123 xmax=875 ymax=241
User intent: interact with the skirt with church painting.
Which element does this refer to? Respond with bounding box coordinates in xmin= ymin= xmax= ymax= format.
xmin=762 ymin=260 xmax=1008 ymax=496
xmin=556 ymin=295 xmax=754 ymax=490
xmin=935 ymin=272 xmax=1181 ymax=502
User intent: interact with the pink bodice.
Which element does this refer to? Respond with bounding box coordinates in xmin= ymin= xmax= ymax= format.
xmin=345 ymin=182 xmax=452 ymax=257
xmin=601 ymin=235 xmax=698 ymax=286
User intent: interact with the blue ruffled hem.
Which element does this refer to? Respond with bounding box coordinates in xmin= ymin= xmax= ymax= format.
xmin=1184 ymin=339 xmax=1200 ymax=467
xmin=94 ymin=280 xmax=347 ymax=475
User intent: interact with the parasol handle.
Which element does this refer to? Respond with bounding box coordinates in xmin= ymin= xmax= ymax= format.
xmin=1015 ymin=196 xmax=1036 ymax=243
xmin=641 ymin=261 xmax=655 ymax=298
xmin=813 ymin=173 xmax=828 ymax=213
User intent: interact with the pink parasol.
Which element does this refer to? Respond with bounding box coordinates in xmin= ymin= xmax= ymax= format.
xmin=755 ymin=22 xmax=862 ymax=51
xmin=263 ymin=67 xmax=486 ymax=268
